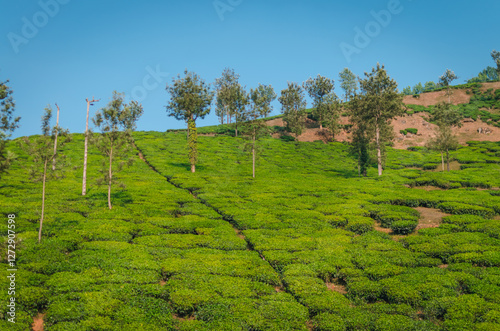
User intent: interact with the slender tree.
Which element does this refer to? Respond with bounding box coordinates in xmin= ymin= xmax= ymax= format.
xmin=21 ymin=106 xmax=69 ymax=243
xmin=82 ymin=97 xmax=99 ymax=196
xmin=214 ymin=68 xmax=239 ymax=124
xmin=230 ymin=83 xmax=249 ymax=137
xmin=166 ymin=70 xmax=214 ymax=173
xmin=439 ymin=69 xmax=458 ymax=103
xmin=51 ymin=103 xmax=60 ymax=171
xmin=427 ymin=102 xmax=462 ymax=171
xmin=402 ymin=86 xmax=412 ymax=95
xmin=303 ymin=75 xmax=334 ymax=130
xmin=279 ymin=82 xmax=307 ymax=138
xmin=412 ymin=82 xmax=424 ymax=95
xmin=424 ymin=81 xmax=437 ymax=92
xmin=338 ymin=68 xmax=358 ymax=102
xmin=243 ymin=84 xmax=276 ymax=178
xmin=492 ymin=50 xmax=500 ymax=80
xmin=0 ymin=78 xmax=20 ymax=178
xmin=351 ymin=64 xmax=404 ymax=176
xmin=93 ymin=92 xmax=143 ymax=209
xmin=323 ymin=92 xmax=342 ymax=141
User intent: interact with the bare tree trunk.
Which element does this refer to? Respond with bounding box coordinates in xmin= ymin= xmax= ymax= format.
xmin=52 ymin=104 xmax=60 ymax=171
xmin=83 ymin=98 xmax=99 ymax=196
xmin=252 ymin=134 xmax=256 ymax=178
xmin=39 ymin=159 xmax=48 ymax=243
xmin=441 ymin=152 xmax=444 ymax=171
xmin=108 ymin=145 xmax=113 ymax=210
xmin=446 ymin=148 xmax=450 ymax=172
xmin=376 ymin=124 xmax=382 ymax=176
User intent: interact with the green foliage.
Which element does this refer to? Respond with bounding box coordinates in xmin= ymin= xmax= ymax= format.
xmin=279 ymin=82 xmax=307 ymax=137
xmin=338 ymin=68 xmax=358 ymax=102
xmin=0 ymin=78 xmax=20 ymax=178
xmin=304 ymin=74 xmax=335 ymax=129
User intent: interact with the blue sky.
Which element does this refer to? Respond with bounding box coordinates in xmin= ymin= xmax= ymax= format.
xmin=1 ymin=0 xmax=499 ymax=138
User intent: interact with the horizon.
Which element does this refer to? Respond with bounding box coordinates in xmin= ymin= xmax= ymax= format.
xmin=1 ymin=0 xmax=499 ymax=138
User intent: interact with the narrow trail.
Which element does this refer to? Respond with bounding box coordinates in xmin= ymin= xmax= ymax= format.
xmin=134 ymin=145 xmax=269 ymax=267
xmin=134 ymin=144 xmax=315 ymax=328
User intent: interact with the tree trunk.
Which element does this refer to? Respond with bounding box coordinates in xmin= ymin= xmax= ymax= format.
xmin=441 ymin=152 xmax=444 ymax=171
xmin=108 ymin=145 xmax=113 ymax=210
xmin=52 ymin=104 xmax=60 ymax=171
xmin=446 ymin=148 xmax=450 ymax=172
xmin=39 ymin=159 xmax=48 ymax=243
xmin=82 ymin=100 xmax=90 ymax=196
xmin=188 ymin=117 xmax=197 ymax=173
xmin=252 ymin=134 xmax=256 ymax=178
xmin=358 ymin=151 xmax=361 ymax=177
xmin=376 ymin=124 xmax=382 ymax=176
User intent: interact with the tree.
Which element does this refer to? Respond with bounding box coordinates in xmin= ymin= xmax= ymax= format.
xmin=21 ymin=106 xmax=69 ymax=243
xmin=93 ymin=92 xmax=143 ymax=209
xmin=402 ymin=86 xmax=412 ymax=95
xmin=351 ymin=64 xmax=404 ymax=176
xmin=214 ymin=68 xmax=239 ymax=125
xmin=491 ymin=50 xmax=500 ymax=80
xmin=338 ymin=68 xmax=358 ymax=102
xmin=166 ymin=70 xmax=214 ymax=173
xmin=412 ymin=82 xmax=424 ymax=95
xmin=303 ymin=75 xmax=334 ymax=130
xmin=229 ymin=83 xmax=249 ymax=137
xmin=279 ymin=82 xmax=307 ymax=138
xmin=322 ymin=93 xmax=342 ymax=141
xmin=427 ymin=102 xmax=462 ymax=171
xmin=439 ymin=69 xmax=458 ymax=103
xmin=0 ymin=78 xmax=20 ymax=178
xmin=424 ymin=81 xmax=437 ymax=92
xmin=467 ymin=67 xmax=498 ymax=83
xmin=51 ymin=104 xmax=60 ymax=171
xmin=243 ymin=84 xmax=276 ymax=178
xmin=82 ymin=97 xmax=100 ymax=196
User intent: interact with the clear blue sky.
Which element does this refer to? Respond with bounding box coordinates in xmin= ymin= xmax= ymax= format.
xmin=1 ymin=0 xmax=499 ymax=138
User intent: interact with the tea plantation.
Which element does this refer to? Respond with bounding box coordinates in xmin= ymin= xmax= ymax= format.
xmin=1 ymin=132 xmax=500 ymax=330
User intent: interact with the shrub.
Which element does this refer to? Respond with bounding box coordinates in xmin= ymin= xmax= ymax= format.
xmin=406 ymin=128 xmax=418 ymax=135
xmin=438 ymin=202 xmax=495 ymax=219
xmin=390 ymin=220 xmax=418 ymax=235
xmin=346 ymin=217 xmax=374 ymax=234
xmin=312 ymin=313 xmax=346 ymax=331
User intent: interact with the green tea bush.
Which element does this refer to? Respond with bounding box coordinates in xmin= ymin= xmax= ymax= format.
xmin=345 ymin=217 xmax=374 ymax=234
xmin=390 ymin=220 xmax=418 ymax=235
xmin=438 ymin=202 xmax=496 ymax=218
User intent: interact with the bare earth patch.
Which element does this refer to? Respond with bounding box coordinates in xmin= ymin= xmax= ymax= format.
xmin=414 ymin=207 xmax=451 ymax=230
xmin=438 ymin=264 xmax=449 ymax=269
xmin=412 ymin=186 xmax=444 ymax=191
xmin=159 ymin=280 xmax=167 ymax=286
xmin=173 ymin=314 xmax=195 ymax=322
xmin=233 ymin=228 xmax=246 ymax=240
xmin=275 ymin=286 xmax=284 ymax=292
xmin=326 ymin=281 xmax=347 ymax=294
xmin=32 ymin=313 xmax=45 ymax=331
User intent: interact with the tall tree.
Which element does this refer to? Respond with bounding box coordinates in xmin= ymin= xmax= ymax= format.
xmin=338 ymin=68 xmax=358 ymax=102
xmin=51 ymin=104 xmax=60 ymax=171
xmin=279 ymin=82 xmax=307 ymax=138
xmin=492 ymin=50 xmax=500 ymax=80
xmin=166 ymin=70 xmax=214 ymax=173
xmin=0 ymin=78 xmax=20 ymax=178
xmin=439 ymin=69 xmax=458 ymax=103
xmin=229 ymin=83 xmax=249 ymax=137
xmin=351 ymin=64 xmax=404 ymax=176
xmin=82 ymin=97 xmax=100 ymax=196
xmin=243 ymin=84 xmax=276 ymax=178
xmin=21 ymin=106 xmax=69 ymax=243
xmin=427 ymin=102 xmax=463 ymax=171
xmin=214 ymin=68 xmax=239 ymax=125
xmin=412 ymin=82 xmax=424 ymax=95
xmin=424 ymin=81 xmax=437 ymax=92
xmin=303 ymin=75 xmax=334 ymax=130
xmin=402 ymin=86 xmax=412 ymax=95
xmin=323 ymin=92 xmax=342 ymax=141
xmin=93 ymin=92 xmax=143 ymax=209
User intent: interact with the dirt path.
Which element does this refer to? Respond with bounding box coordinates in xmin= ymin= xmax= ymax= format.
xmin=32 ymin=313 xmax=44 ymax=331
xmin=413 ymin=207 xmax=450 ymax=230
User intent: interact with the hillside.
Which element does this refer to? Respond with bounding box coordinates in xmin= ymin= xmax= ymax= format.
xmin=260 ymin=82 xmax=500 ymax=148
xmin=1 ymin=130 xmax=500 ymax=330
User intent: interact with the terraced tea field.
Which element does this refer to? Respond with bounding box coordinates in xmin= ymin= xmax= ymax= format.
xmin=1 ymin=132 xmax=499 ymax=330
